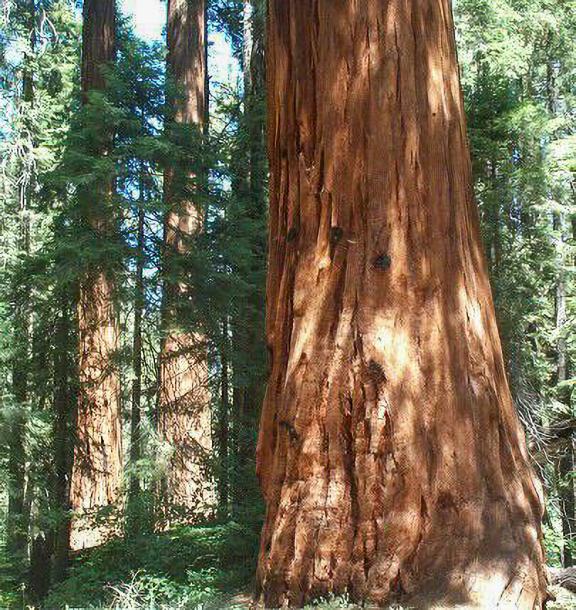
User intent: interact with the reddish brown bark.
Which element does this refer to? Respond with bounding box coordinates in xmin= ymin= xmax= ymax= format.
xmin=256 ymin=1 xmax=548 ymax=607
xmin=70 ymin=0 xmax=122 ymax=551
xmin=158 ymin=0 xmax=213 ymax=521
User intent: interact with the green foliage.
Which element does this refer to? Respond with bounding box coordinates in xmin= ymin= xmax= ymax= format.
xmin=44 ymin=523 xmax=260 ymax=609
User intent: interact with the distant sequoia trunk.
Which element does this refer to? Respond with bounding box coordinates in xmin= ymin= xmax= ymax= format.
xmin=158 ymin=0 xmax=213 ymax=522
xmin=70 ymin=0 xmax=122 ymax=551
xmin=256 ymin=1 xmax=548 ymax=608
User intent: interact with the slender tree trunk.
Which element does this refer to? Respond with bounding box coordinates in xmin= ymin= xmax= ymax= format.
xmin=7 ymin=0 xmax=35 ymax=564
xmin=553 ymin=211 xmax=575 ymax=567
xmin=70 ymin=0 xmax=122 ymax=550
xmin=553 ymin=214 xmax=568 ymax=394
xmin=158 ymin=0 xmax=213 ymax=522
xmin=218 ymin=319 xmax=229 ymax=517
xmin=488 ymin=159 xmax=502 ymax=273
xmin=256 ymin=2 xmax=548 ymax=607
xmin=51 ymin=288 xmax=74 ymax=584
xmin=559 ymin=444 xmax=575 ymax=567
xmin=572 ymin=207 xmax=576 ymax=258
xmin=7 ymin=251 xmax=29 ymax=565
xmin=243 ymin=0 xmax=267 ymax=434
xmin=7 ymin=350 xmax=28 ymax=563
xmin=230 ymin=0 xmax=267 ymax=514
xmin=127 ymin=170 xmax=146 ymax=533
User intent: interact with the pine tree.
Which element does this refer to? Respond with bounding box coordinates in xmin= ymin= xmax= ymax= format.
xmin=1 ymin=0 xmax=81 ymax=593
xmin=112 ymin=30 xmax=166 ymax=535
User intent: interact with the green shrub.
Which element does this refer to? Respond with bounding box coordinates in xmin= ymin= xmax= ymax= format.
xmin=44 ymin=522 xmax=259 ymax=609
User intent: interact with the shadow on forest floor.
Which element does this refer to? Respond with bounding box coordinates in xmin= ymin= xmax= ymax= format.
xmin=548 ymin=586 xmax=576 ymax=610
xmin=2 ymin=528 xmax=576 ymax=610
xmin=41 ymin=521 xmax=260 ymax=609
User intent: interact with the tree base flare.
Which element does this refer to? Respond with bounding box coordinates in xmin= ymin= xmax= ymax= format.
xmin=256 ymin=514 xmax=548 ymax=608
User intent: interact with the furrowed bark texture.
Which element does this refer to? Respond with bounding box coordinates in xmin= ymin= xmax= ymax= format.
xmin=158 ymin=0 xmax=213 ymax=520
xmin=70 ymin=0 xmax=122 ymax=551
xmin=256 ymin=1 xmax=548 ymax=607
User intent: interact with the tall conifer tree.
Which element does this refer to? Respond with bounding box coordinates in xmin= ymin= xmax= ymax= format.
xmin=69 ymin=0 xmax=122 ymax=550
xmin=158 ymin=0 xmax=213 ymax=520
xmin=256 ymin=1 xmax=548 ymax=606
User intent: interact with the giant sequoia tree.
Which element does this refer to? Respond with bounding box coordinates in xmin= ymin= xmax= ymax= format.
xmin=158 ymin=0 xmax=213 ymax=519
xmin=256 ymin=1 xmax=548 ymax=607
xmin=69 ymin=0 xmax=122 ymax=550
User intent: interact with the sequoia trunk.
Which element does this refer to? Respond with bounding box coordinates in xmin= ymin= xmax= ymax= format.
xmin=256 ymin=1 xmax=548 ymax=607
xmin=70 ymin=0 xmax=122 ymax=550
xmin=158 ymin=0 xmax=213 ymax=520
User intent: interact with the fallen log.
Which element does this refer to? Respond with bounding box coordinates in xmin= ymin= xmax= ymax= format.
xmin=549 ymin=566 xmax=576 ymax=594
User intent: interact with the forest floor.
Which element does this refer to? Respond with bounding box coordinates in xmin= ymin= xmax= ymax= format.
xmin=1 ymin=523 xmax=576 ymax=609
xmin=548 ymin=586 xmax=576 ymax=610
xmin=41 ymin=522 xmax=259 ymax=608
